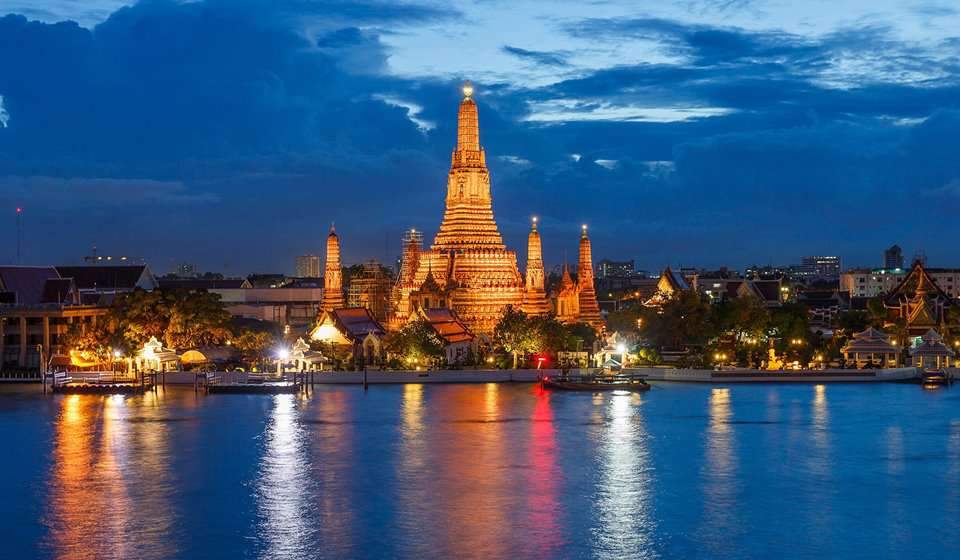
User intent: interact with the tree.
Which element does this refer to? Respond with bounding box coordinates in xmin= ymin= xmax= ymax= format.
xmin=164 ymin=290 xmax=232 ymax=349
xmin=233 ymin=331 xmax=275 ymax=362
xmin=385 ymin=319 xmax=445 ymax=367
xmin=605 ymin=307 xmax=641 ymax=334
xmin=61 ymin=320 xmax=117 ymax=365
xmin=493 ymin=306 xmax=539 ymax=367
xmin=641 ymin=289 xmax=714 ymax=350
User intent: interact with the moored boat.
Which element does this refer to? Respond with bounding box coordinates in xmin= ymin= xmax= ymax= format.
xmin=541 ymin=371 xmax=650 ymax=392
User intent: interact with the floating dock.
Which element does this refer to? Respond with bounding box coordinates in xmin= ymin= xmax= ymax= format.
xmin=206 ymin=382 xmax=300 ymax=394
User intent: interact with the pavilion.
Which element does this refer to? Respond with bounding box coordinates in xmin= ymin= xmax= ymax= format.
xmin=909 ymin=329 xmax=955 ymax=370
xmin=841 ymin=327 xmax=899 ymax=368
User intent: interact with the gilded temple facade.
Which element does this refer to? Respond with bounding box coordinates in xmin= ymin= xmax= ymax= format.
xmin=552 ymin=225 xmax=604 ymax=330
xmin=321 ymin=225 xmax=345 ymax=312
xmin=391 ymin=84 xmax=524 ymax=334
xmin=389 ymin=83 xmax=602 ymax=335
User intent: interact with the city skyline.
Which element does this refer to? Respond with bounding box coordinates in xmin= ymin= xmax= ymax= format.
xmin=1 ymin=0 xmax=959 ymax=272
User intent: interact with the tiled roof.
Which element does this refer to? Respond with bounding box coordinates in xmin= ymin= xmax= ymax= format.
xmin=332 ymin=307 xmax=386 ymax=338
xmin=423 ymin=308 xmax=474 ymax=344
xmin=0 ymin=266 xmax=62 ymax=305
xmin=56 ymin=265 xmax=151 ymax=291
xmin=158 ymin=278 xmax=249 ymax=290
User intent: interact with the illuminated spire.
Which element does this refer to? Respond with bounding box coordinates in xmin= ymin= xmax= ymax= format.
xmin=322 ymin=224 xmax=344 ymax=311
xmin=522 ymin=215 xmax=549 ymax=316
xmin=457 ymin=81 xmax=480 ymax=152
xmin=576 ymin=225 xmax=603 ymax=329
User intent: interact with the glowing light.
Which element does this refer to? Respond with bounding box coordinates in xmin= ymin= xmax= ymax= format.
xmin=462 ymin=81 xmax=474 ymax=98
xmin=276 ymin=348 xmax=290 ymax=360
xmin=616 ymin=343 xmax=627 ymax=354
xmin=113 ymin=349 xmax=122 ymax=359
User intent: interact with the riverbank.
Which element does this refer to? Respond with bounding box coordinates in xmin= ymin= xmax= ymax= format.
xmin=632 ymin=366 xmax=924 ymax=383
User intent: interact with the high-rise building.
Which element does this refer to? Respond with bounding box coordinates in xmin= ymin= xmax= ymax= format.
xmin=884 ymin=245 xmax=904 ymax=270
xmin=597 ymin=259 xmax=634 ymax=278
xmin=800 ymin=256 xmax=842 ymax=279
xmin=295 ymin=254 xmax=321 ymax=278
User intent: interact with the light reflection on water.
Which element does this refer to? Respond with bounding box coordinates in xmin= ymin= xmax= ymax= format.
xmin=253 ymin=394 xmax=316 ymax=560
xmin=592 ymin=392 xmax=657 ymax=559
xmin=4 ymin=382 xmax=958 ymax=559
xmin=43 ymin=392 xmax=176 ymax=560
xmin=700 ymin=387 xmax=740 ymax=557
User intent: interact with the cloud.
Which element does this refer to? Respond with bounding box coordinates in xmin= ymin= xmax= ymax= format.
xmin=0 ymin=176 xmax=219 ymax=206
xmin=1 ymin=2 xmax=959 ymax=271
xmin=0 ymin=96 xmax=8 ymax=128
xmin=502 ymin=45 xmax=570 ymax=67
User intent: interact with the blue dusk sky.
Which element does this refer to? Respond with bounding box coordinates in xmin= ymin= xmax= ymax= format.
xmin=1 ymin=0 xmax=958 ymax=275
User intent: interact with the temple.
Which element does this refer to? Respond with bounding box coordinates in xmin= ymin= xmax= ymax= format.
xmin=521 ymin=217 xmax=550 ymax=316
xmin=322 ymin=225 xmax=345 ymax=312
xmin=390 ymin=82 xmax=525 ymax=334
xmin=883 ymin=260 xmax=951 ymax=338
xmin=552 ymin=225 xmax=604 ymax=329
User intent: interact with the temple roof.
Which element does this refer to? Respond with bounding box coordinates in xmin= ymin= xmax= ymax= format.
xmin=841 ymin=327 xmax=898 ymax=354
xmin=421 ymin=308 xmax=474 ymax=344
xmin=330 ymin=307 xmax=386 ymax=339
xmin=884 ymin=260 xmax=950 ymax=305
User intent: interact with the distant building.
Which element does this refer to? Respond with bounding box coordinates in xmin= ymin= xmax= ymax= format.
xmin=841 ymin=265 xmax=960 ymax=298
xmin=884 ymin=245 xmax=904 ymax=270
xmin=597 ymin=259 xmax=634 ymax=279
xmin=295 ymin=254 xmax=321 ymax=278
xmin=0 ymin=266 xmax=107 ymax=369
xmin=55 ymin=265 xmax=158 ymax=301
xmin=800 ymin=256 xmax=842 ymax=280
xmin=175 ymin=263 xmax=197 ymax=278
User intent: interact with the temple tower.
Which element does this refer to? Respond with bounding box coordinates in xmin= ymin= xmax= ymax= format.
xmin=322 ymin=225 xmax=345 ymax=311
xmin=433 ymin=82 xmax=505 ymax=249
xmin=522 ymin=217 xmax=550 ymax=316
xmin=395 ymin=81 xmax=524 ymax=334
xmin=576 ymin=225 xmax=603 ymax=329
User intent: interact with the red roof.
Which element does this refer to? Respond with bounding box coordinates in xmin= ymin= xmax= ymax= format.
xmin=423 ymin=308 xmax=474 ymax=344
xmin=331 ymin=307 xmax=386 ymax=339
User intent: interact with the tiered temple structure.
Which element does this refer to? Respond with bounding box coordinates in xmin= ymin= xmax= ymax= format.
xmin=521 ymin=217 xmax=550 ymax=316
xmin=391 ymin=83 xmax=525 ymax=335
xmin=551 ymin=225 xmax=604 ymax=330
xmin=390 ymin=82 xmax=602 ymax=335
xmin=576 ymin=225 xmax=603 ymax=328
xmin=322 ymin=225 xmax=345 ymax=312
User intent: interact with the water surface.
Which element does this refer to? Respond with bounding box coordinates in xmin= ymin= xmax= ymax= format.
xmin=2 ymin=382 xmax=959 ymax=559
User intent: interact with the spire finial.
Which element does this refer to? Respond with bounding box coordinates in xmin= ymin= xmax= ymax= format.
xmin=462 ymin=80 xmax=474 ymax=98
xmin=581 ymin=223 xmax=588 ymax=238
xmin=531 ymin=216 xmax=538 ymax=231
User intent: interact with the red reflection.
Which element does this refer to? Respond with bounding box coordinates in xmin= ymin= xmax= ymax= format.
xmin=526 ymin=389 xmax=562 ymax=557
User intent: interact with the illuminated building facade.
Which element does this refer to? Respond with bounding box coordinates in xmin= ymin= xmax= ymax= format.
xmin=389 ymin=83 xmax=602 ymax=334
xmin=322 ymin=225 xmax=345 ymax=312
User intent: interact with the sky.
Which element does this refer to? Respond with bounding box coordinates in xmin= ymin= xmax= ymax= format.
xmin=0 ymin=0 xmax=959 ymax=276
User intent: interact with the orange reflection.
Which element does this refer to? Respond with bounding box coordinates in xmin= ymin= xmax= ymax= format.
xmin=45 ymin=394 xmax=174 ymax=560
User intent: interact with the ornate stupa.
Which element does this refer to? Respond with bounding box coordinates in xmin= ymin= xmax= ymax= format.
xmin=521 ymin=217 xmax=550 ymax=316
xmin=550 ymin=225 xmax=603 ymax=330
xmin=576 ymin=224 xmax=603 ymax=329
xmin=392 ymin=82 xmax=525 ymax=334
xmin=322 ymin=224 xmax=345 ymax=311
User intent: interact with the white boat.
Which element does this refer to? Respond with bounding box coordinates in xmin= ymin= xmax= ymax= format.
xmin=631 ymin=367 xmax=920 ymax=383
